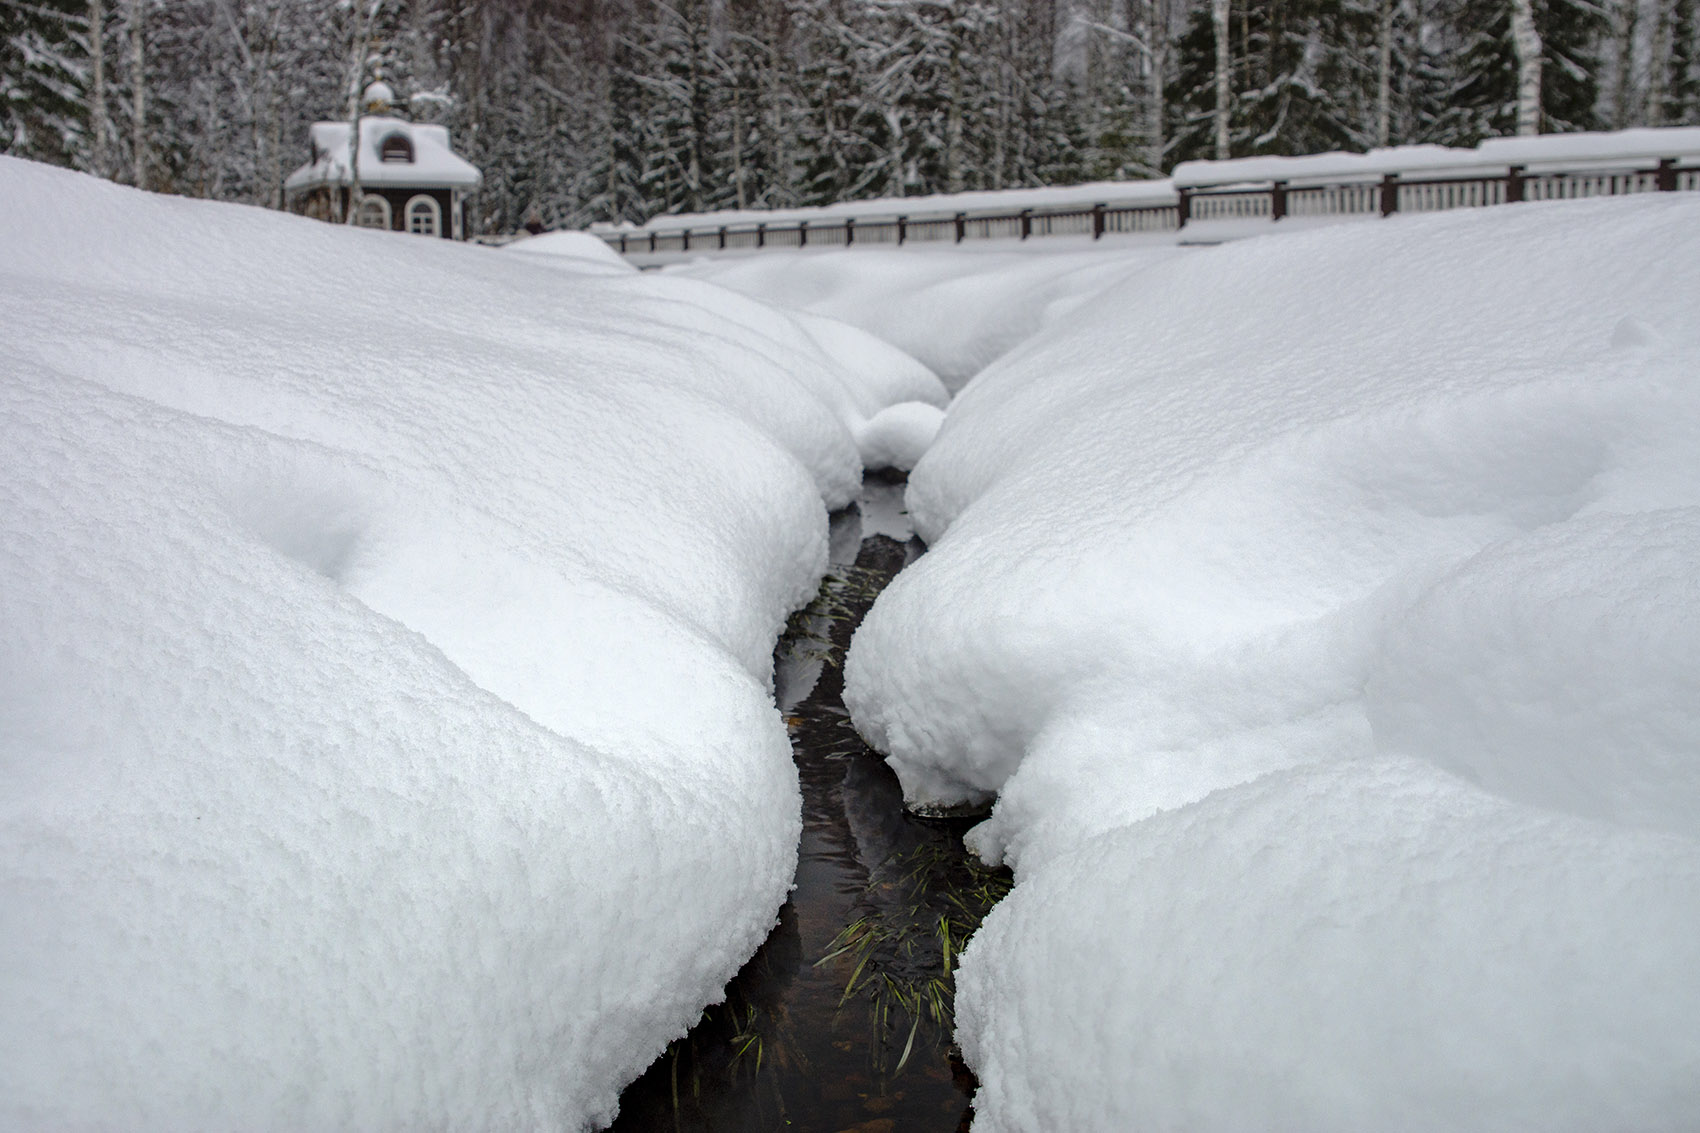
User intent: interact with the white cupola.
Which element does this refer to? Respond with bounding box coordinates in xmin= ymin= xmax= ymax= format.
xmin=361 ymin=81 xmax=396 ymax=114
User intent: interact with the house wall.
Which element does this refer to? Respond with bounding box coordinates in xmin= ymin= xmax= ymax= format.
xmin=287 ymin=186 xmax=465 ymax=239
xmin=370 ymin=188 xmax=455 ymax=239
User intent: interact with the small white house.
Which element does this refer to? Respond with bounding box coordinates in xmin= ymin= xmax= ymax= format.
xmin=284 ymin=83 xmax=481 ymax=240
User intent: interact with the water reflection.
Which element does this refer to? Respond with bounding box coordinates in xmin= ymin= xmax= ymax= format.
xmin=611 ymin=476 xmax=1007 ymax=1133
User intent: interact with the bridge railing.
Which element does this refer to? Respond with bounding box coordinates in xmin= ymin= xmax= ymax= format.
xmin=594 ymin=154 xmax=1700 ymax=257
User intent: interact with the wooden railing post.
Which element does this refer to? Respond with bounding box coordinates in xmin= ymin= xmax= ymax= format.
xmin=757 ymin=222 xmax=765 ymax=248
xmin=798 ymin=220 xmax=808 ymax=247
xmin=718 ymin=225 xmax=727 ymax=250
xmin=1092 ymin=203 xmax=1105 ymax=239
xmin=1506 ymin=164 xmax=1525 ymax=203
xmin=845 ymin=217 xmax=855 ymax=246
xmin=954 ymin=212 xmax=966 ymax=242
xmin=1379 ymin=173 xmax=1399 ymax=217
xmin=1657 ymin=157 xmax=1678 ymax=191
xmin=897 ymin=216 xmax=907 ymax=245
xmin=649 ymin=230 xmax=657 ymax=253
xmin=1270 ymin=180 xmax=1288 ymax=220
xmin=619 ymin=233 xmax=628 ymax=254
xmin=681 ymin=229 xmax=690 ymax=252
xmin=1019 ymin=208 xmax=1032 ymax=239
xmin=1177 ymin=187 xmax=1191 ymax=228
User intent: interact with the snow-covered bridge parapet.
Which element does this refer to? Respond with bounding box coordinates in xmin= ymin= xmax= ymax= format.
xmin=594 ymin=127 xmax=1700 ymax=259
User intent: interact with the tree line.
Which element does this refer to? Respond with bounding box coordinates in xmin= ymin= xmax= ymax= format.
xmin=4 ymin=0 xmax=1697 ymax=234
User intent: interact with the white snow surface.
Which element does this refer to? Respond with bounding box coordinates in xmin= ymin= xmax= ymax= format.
xmin=506 ymin=229 xmax=639 ymax=273
xmin=855 ymin=401 xmax=945 ymax=472
xmin=673 ymin=246 xmax=1183 ymax=392
xmin=842 ymin=194 xmax=1700 ymax=1128
xmin=0 ymin=156 xmax=937 ymax=1128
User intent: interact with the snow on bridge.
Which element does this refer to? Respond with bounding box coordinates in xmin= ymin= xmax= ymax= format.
xmin=592 ymin=126 xmax=1700 ymax=261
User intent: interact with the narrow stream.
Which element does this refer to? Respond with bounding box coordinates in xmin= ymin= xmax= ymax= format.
xmin=611 ymin=471 xmax=1011 ymax=1132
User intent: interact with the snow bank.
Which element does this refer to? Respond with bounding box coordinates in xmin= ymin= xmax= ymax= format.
xmin=0 ymin=156 xmax=931 ymax=1128
xmin=674 ymin=246 xmax=1182 ymax=392
xmin=507 ymin=229 xmax=638 ymax=273
xmin=855 ymin=402 xmax=944 ymax=472
xmin=842 ymin=193 xmax=1700 ymax=1127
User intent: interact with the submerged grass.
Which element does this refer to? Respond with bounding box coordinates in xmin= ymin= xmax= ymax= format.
xmin=615 ymin=523 xmax=996 ymax=1129
xmin=818 ymin=843 xmax=1013 ymax=1075
xmin=780 ymin=562 xmax=892 ymax=670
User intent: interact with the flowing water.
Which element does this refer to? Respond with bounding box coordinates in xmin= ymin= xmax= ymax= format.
xmin=610 ymin=472 xmax=1010 ymax=1133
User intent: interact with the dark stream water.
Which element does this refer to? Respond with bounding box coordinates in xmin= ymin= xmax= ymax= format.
xmin=610 ymin=472 xmax=1010 ymax=1133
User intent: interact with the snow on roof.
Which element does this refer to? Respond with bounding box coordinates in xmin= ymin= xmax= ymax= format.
xmin=284 ymin=116 xmax=481 ymax=193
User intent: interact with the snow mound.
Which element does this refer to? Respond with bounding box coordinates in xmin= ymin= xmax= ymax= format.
xmin=507 ymin=229 xmax=638 ymax=272
xmin=1367 ymin=509 xmax=1700 ymax=840
xmin=856 ymin=402 xmax=945 ymax=472
xmin=842 ymin=193 xmax=1700 ymax=1127
xmin=673 ymin=246 xmax=1181 ymax=392
xmin=959 ymin=759 xmax=1700 ymax=1133
xmin=0 ymin=156 xmax=925 ymax=1128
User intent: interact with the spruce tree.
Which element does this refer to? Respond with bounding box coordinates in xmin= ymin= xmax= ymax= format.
xmin=2 ymin=0 xmax=88 ymax=167
xmin=1664 ymin=0 xmax=1699 ymax=124
xmin=1429 ymin=0 xmax=1605 ymax=144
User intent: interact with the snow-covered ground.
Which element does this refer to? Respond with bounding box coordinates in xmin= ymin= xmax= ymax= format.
xmin=673 ymin=244 xmax=1184 ymax=392
xmin=841 ymin=195 xmax=1700 ymax=1128
xmin=0 ymin=157 xmax=943 ymax=1128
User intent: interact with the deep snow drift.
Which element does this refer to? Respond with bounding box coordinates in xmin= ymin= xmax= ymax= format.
xmin=842 ymin=195 xmax=1700 ymax=1129
xmin=672 ymin=244 xmax=1182 ymax=392
xmin=0 ymin=157 xmax=943 ymax=1128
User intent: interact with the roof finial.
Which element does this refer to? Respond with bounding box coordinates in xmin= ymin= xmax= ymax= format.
xmin=362 ymin=80 xmax=395 ymax=115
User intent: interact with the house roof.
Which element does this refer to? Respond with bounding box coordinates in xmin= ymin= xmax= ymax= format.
xmin=284 ymin=116 xmax=482 ymax=193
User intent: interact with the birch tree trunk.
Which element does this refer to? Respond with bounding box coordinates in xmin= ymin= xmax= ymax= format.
xmin=128 ymin=0 xmax=144 ymax=189
xmin=730 ymin=80 xmax=746 ymax=211
xmin=89 ymin=0 xmax=107 ymax=177
xmin=1137 ymin=0 xmax=1169 ymax=174
xmin=884 ymin=106 xmax=905 ymax=197
xmin=1375 ymin=0 xmax=1394 ymax=146
xmin=946 ymin=41 xmax=964 ymax=194
xmin=1212 ymin=0 xmax=1231 ymax=158
xmin=344 ymin=0 xmax=381 ymax=225
xmin=1509 ymin=0 xmax=1543 ymax=135
xmin=1613 ymin=0 xmax=1640 ymax=128
xmin=1648 ymin=0 xmax=1672 ymax=125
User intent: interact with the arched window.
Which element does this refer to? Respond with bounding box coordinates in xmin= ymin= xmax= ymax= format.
xmin=379 ymin=133 xmax=414 ymax=163
xmin=355 ymin=194 xmax=391 ymax=230
xmin=405 ymin=194 xmax=441 ymax=237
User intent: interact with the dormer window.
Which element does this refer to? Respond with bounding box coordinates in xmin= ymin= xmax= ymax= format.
xmin=379 ymin=133 xmax=414 ymax=163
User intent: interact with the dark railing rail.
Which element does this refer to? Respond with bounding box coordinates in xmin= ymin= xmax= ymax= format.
xmin=598 ymin=157 xmax=1700 ymax=257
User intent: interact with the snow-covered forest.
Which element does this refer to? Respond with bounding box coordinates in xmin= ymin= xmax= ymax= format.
xmin=4 ymin=0 xmax=1699 ymax=232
